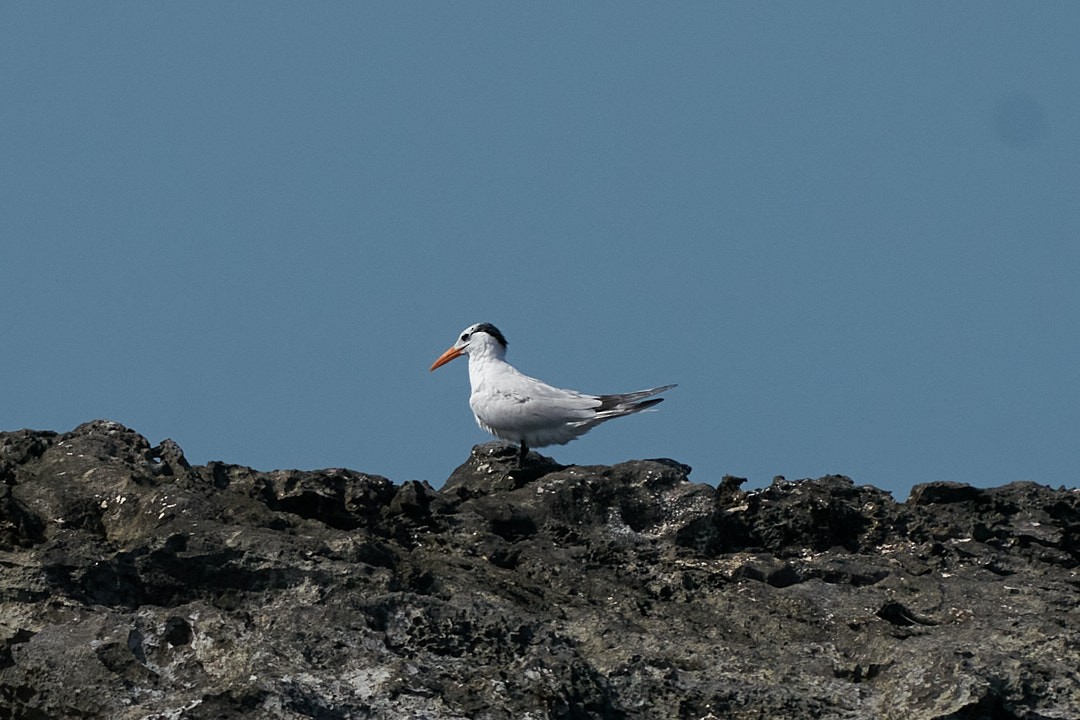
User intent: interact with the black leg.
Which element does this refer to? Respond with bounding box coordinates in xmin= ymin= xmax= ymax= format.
xmin=517 ymin=441 xmax=528 ymax=468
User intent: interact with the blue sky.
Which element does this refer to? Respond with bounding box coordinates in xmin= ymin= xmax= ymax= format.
xmin=3 ymin=4 xmax=1078 ymax=498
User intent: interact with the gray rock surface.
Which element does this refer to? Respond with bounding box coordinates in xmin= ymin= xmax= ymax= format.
xmin=1 ymin=420 xmax=1078 ymax=719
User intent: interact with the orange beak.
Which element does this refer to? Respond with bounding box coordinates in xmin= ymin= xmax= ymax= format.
xmin=429 ymin=346 xmax=464 ymax=371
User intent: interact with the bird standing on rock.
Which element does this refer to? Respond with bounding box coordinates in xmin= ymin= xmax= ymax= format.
xmin=429 ymin=322 xmax=675 ymax=467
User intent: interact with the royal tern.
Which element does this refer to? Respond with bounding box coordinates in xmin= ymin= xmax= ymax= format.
xmin=430 ymin=322 xmax=675 ymax=466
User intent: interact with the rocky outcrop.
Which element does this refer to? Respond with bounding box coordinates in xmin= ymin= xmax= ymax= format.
xmin=1 ymin=420 xmax=1077 ymax=719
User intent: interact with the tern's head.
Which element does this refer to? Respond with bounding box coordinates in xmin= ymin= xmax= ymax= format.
xmin=429 ymin=323 xmax=507 ymax=370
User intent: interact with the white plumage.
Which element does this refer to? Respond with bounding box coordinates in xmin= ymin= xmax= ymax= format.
xmin=430 ymin=323 xmax=675 ymax=465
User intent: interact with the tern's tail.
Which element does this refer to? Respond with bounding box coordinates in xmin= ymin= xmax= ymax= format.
xmin=594 ymin=384 xmax=677 ymax=417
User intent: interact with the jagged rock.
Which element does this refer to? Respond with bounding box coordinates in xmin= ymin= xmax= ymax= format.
xmin=0 ymin=421 xmax=1077 ymax=719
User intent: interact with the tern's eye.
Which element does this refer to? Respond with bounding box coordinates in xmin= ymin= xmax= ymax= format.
xmin=460 ymin=333 xmax=470 ymax=342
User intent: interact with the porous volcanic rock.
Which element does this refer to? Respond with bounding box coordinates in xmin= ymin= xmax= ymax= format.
xmin=1 ymin=421 xmax=1078 ymax=719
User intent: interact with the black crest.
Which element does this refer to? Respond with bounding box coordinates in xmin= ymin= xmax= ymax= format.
xmin=473 ymin=323 xmax=508 ymax=349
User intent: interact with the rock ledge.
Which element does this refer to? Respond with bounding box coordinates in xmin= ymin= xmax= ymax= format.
xmin=1 ymin=421 xmax=1077 ymax=719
